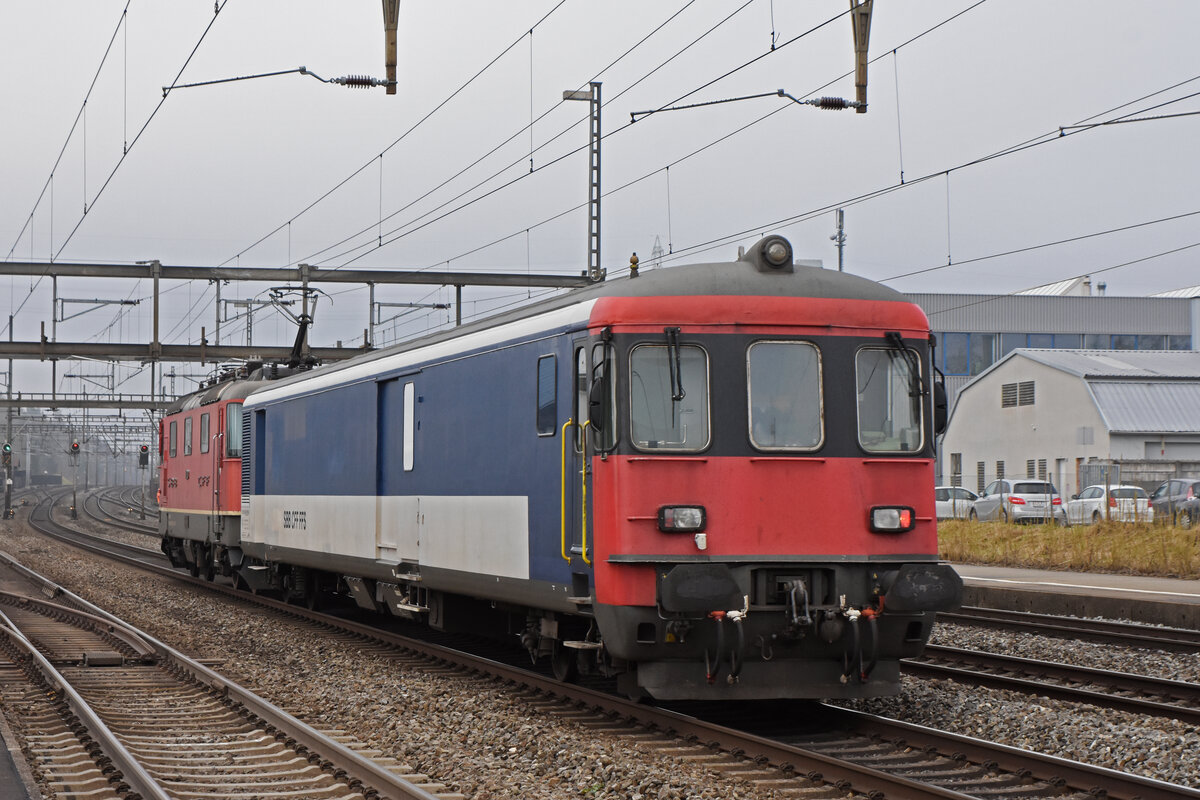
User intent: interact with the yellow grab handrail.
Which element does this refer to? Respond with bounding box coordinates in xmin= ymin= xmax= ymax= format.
xmin=579 ymin=420 xmax=592 ymax=566
xmin=560 ymin=418 xmax=573 ymax=564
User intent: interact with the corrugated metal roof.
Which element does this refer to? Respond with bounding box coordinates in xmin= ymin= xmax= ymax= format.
xmin=906 ymin=293 xmax=1191 ymax=334
xmin=1018 ymin=349 xmax=1200 ymax=379
xmin=1151 ymin=286 xmax=1200 ymax=299
xmin=1089 ymin=381 xmax=1200 ymax=433
xmin=1015 ymin=276 xmax=1089 ymax=296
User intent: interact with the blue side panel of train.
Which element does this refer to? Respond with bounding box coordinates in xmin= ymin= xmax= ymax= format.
xmin=244 ymin=312 xmax=591 ymax=587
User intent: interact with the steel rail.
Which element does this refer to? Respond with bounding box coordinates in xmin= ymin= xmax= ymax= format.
xmin=907 ymin=644 xmax=1200 ymax=725
xmin=941 ymin=606 xmax=1200 ymax=652
xmin=23 ymin=491 xmax=1200 ymax=800
xmin=0 ymin=547 xmax=445 ymax=800
xmin=0 ymin=611 xmax=173 ymax=800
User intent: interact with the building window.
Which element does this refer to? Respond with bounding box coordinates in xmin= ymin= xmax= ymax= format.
xmin=996 ymin=460 xmax=1005 ymax=479
xmin=1084 ymin=334 xmax=1107 ymax=349
xmin=951 ymin=453 xmax=962 ymax=486
xmin=1038 ymin=458 xmax=1047 ymax=480
xmin=1169 ymin=335 xmax=1192 ymax=351
xmin=1026 ymin=459 xmax=1036 ymax=478
xmin=1138 ymin=334 xmax=1166 ymax=350
xmin=940 ymin=332 xmax=996 ymax=376
xmin=1077 ymin=426 xmax=1095 ymax=445
xmin=1027 ymin=333 xmax=1053 ymax=348
xmin=1000 ymin=333 xmax=1025 ymax=357
xmin=970 ymin=334 xmax=995 ymax=375
xmin=943 ymin=333 xmax=969 ymax=375
xmin=1112 ymin=334 xmax=1137 ymax=350
xmin=977 ymin=461 xmax=985 ymax=494
xmin=1053 ymin=334 xmax=1081 ymax=348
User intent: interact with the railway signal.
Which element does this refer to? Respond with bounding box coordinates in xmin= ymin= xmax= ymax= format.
xmin=70 ymin=441 xmax=80 ymax=455
xmin=139 ymin=444 xmax=150 ymax=467
xmin=1 ymin=442 xmax=10 ymax=467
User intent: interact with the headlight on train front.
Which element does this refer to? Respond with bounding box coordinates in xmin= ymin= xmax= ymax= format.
xmin=870 ymin=506 xmax=915 ymax=532
xmin=658 ymin=505 xmax=706 ymax=533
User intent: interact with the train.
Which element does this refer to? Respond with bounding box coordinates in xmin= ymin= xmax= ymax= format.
xmin=158 ymin=234 xmax=962 ymax=701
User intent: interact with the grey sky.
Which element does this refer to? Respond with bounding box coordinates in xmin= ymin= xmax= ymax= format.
xmin=2 ymin=1 xmax=1198 ymax=396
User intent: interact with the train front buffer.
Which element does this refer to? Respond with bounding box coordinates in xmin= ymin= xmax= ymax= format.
xmin=596 ymin=554 xmax=961 ymax=701
xmin=591 ymin=462 xmax=963 ymax=701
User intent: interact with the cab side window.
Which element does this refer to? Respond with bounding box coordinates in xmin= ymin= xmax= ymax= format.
xmin=536 ymin=355 xmax=556 ymax=436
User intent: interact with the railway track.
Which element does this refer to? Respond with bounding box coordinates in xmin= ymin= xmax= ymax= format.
xmin=86 ymin=487 xmax=159 ymax=536
xmin=0 ymin=552 xmax=464 ymax=800
xmin=906 ymin=644 xmax=1200 ymax=725
xmin=16 ymin=490 xmax=1200 ymax=800
xmin=941 ymin=606 xmax=1200 ymax=652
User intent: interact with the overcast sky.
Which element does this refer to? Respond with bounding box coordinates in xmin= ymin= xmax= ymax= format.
xmin=2 ymin=0 xmax=1198 ymax=398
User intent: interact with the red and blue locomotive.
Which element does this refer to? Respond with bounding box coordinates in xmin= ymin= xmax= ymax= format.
xmin=159 ymin=235 xmax=960 ymax=700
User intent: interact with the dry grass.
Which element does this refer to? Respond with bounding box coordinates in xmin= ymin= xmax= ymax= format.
xmin=937 ymin=519 xmax=1200 ymax=579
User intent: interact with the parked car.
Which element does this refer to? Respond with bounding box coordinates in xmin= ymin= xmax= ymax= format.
xmin=1064 ymin=484 xmax=1152 ymax=525
xmin=969 ymin=479 xmax=1066 ymax=525
xmin=935 ymin=486 xmax=978 ymax=520
xmin=1149 ymin=477 xmax=1200 ymax=526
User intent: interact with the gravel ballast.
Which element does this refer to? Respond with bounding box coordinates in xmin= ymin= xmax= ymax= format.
xmin=3 ymin=513 xmax=1199 ymax=795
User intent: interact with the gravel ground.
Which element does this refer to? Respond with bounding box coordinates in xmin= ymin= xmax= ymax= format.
xmin=2 ymin=516 xmax=796 ymax=800
xmin=5 ymin=509 xmax=1200 ymax=794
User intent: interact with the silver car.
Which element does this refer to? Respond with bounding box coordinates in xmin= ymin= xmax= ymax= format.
xmin=1065 ymin=484 xmax=1152 ymax=525
xmin=969 ymin=479 xmax=1066 ymax=525
xmin=935 ymin=486 xmax=978 ymax=520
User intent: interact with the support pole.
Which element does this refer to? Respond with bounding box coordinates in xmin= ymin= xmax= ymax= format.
xmin=850 ymin=0 xmax=873 ymax=113
xmin=5 ymin=316 xmax=12 ymax=518
xmin=382 ymin=0 xmax=399 ymax=96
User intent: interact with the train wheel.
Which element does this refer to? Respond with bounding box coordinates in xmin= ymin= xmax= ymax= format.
xmin=551 ymin=643 xmax=578 ymax=683
xmin=304 ymin=582 xmax=322 ymax=611
xmin=202 ymin=545 xmax=215 ymax=582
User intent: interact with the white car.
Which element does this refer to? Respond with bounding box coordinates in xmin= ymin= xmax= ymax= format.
xmin=935 ymin=486 xmax=978 ymax=520
xmin=1065 ymin=484 xmax=1153 ymax=525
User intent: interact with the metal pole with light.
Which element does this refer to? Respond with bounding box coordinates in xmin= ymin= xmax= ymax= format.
xmin=70 ymin=441 xmax=79 ymax=519
xmin=830 ymin=208 xmax=846 ymax=272
xmin=563 ymin=83 xmax=604 ymax=282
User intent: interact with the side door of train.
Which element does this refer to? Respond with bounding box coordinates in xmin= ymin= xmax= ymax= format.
xmin=561 ymin=338 xmax=615 ymax=581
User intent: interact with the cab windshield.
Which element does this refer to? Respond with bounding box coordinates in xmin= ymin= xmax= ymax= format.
xmin=747 ymin=341 xmax=823 ymax=450
xmin=629 ymin=344 xmax=710 ymax=451
xmin=856 ymin=347 xmax=923 ymax=453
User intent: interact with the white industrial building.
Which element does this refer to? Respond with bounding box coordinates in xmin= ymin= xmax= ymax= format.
xmin=939 ymin=349 xmax=1200 ymax=497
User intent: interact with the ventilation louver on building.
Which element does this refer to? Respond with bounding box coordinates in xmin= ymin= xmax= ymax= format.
xmin=1001 ymin=381 xmax=1035 ymax=407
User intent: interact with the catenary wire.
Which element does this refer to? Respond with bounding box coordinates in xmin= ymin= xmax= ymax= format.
xmin=290 ymin=0 xmax=723 ymax=268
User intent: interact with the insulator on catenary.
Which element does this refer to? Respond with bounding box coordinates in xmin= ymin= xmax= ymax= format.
xmin=334 ymin=75 xmax=384 ymax=89
xmin=810 ymin=96 xmax=853 ymax=110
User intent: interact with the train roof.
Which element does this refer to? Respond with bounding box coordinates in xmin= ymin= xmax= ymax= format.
xmin=242 ymin=236 xmax=923 ymax=407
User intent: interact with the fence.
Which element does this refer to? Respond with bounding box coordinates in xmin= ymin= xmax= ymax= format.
xmin=937 ymin=458 xmax=1200 ymax=497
